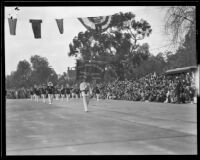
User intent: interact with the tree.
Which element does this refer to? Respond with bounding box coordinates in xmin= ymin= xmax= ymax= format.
xmin=16 ymin=60 xmax=31 ymax=75
xmin=6 ymin=71 xmax=17 ymax=89
xmin=130 ymin=53 xmax=166 ymax=79
xmin=6 ymin=55 xmax=60 ymax=89
xmin=164 ymin=26 xmax=197 ymax=70
xmin=47 ymin=67 xmax=58 ymax=85
xmin=30 ymin=55 xmax=57 ymax=85
xmin=69 ymin=12 xmax=152 ymax=80
xmin=164 ymin=6 xmax=196 ymax=44
xmin=57 ymin=72 xmax=68 ymax=86
xmin=16 ymin=60 xmax=32 ymax=88
xmin=6 ymin=60 xmax=32 ymax=89
xmin=122 ymin=43 xmax=151 ymax=79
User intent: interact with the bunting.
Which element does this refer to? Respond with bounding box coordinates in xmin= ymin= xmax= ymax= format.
xmin=29 ymin=19 xmax=42 ymax=39
xmin=55 ymin=19 xmax=64 ymax=34
xmin=8 ymin=18 xmax=17 ymax=35
xmin=78 ymin=15 xmax=112 ymax=33
xmin=7 ymin=9 xmax=114 ymax=38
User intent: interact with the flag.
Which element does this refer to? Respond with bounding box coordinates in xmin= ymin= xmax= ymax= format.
xmin=55 ymin=19 xmax=64 ymax=34
xmin=78 ymin=15 xmax=112 ymax=32
xmin=29 ymin=19 xmax=42 ymax=39
xmin=8 ymin=18 xmax=17 ymax=35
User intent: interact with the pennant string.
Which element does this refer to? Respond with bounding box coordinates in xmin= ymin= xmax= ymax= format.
xmin=29 ymin=19 xmax=42 ymax=39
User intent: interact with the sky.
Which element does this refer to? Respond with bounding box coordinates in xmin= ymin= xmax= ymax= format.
xmin=5 ymin=6 xmax=175 ymax=76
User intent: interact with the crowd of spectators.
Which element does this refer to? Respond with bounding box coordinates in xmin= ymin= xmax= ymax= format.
xmin=6 ymin=88 xmax=30 ymax=99
xmin=6 ymin=72 xmax=197 ymax=104
xmin=97 ymin=72 xmax=197 ymax=104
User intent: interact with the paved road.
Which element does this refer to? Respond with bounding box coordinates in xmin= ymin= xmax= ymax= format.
xmin=6 ymin=98 xmax=197 ymax=155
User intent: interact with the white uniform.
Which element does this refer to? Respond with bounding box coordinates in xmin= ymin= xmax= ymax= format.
xmin=80 ymin=82 xmax=91 ymax=112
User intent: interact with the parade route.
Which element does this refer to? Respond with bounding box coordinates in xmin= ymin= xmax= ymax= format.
xmin=6 ymin=99 xmax=197 ymax=155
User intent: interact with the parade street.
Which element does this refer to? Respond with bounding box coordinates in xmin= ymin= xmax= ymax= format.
xmin=6 ymin=99 xmax=197 ymax=155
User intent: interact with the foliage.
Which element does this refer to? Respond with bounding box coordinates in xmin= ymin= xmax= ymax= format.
xmin=164 ymin=6 xmax=196 ymax=44
xmin=6 ymin=55 xmax=59 ymax=89
xmin=30 ymin=55 xmax=58 ymax=85
xmin=164 ymin=27 xmax=197 ymax=70
xmin=6 ymin=60 xmax=32 ymax=89
xmin=68 ymin=12 xmax=152 ymax=80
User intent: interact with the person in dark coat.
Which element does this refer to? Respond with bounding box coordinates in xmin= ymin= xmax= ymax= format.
xmin=47 ymin=82 xmax=54 ymax=104
xmin=175 ymin=80 xmax=183 ymax=104
xmin=35 ymin=86 xmax=41 ymax=102
xmin=74 ymin=85 xmax=80 ymax=99
xmin=93 ymin=85 xmax=100 ymax=101
xmin=65 ymin=84 xmax=71 ymax=101
xmin=60 ymin=85 xmax=65 ymax=101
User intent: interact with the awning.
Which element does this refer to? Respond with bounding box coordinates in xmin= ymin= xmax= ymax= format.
xmin=165 ymin=66 xmax=197 ymax=75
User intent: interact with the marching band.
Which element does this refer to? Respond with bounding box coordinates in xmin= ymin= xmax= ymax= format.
xmin=29 ymin=80 xmax=97 ymax=112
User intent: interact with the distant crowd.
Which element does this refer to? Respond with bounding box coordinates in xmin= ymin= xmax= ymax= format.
xmin=6 ymin=72 xmax=197 ymax=104
xmin=98 ymin=72 xmax=197 ymax=104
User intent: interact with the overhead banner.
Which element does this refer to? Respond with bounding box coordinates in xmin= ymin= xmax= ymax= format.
xmin=78 ymin=15 xmax=112 ymax=32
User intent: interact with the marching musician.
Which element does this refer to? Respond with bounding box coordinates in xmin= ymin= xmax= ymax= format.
xmin=30 ymin=87 xmax=34 ymax=101
xmin=41 ymin=84 xmax=47 ymax=103
xmin=60 ymin=84 xmax=65 ymax=101
xmin=47 ymin=81 xmax=54 ymax=104
xmin=71 ymin=86 xmax=76 ymax=99
xmin=55 ymin=85 xmax=60 ymax=100
xmin=65 ymin=84 xmax=71 ymax=101
xmin=33 ymin=84 xmax=39 ymax=102
xmin=75 ymin=85 xmax=80 ymax=99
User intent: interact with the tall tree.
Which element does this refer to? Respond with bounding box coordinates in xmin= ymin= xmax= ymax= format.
xmin=163 ymin=6 xmax=196 ymax=70
xmin=164 ymin=26 xmax=197 ymax=70
xmin=6 ymin=60 xmax=32 ymax=89
xmin=69 ymin=12 xmax=152 ymax=80
xmin=164 ymin=6 xmax=196 ymax=44
xmin=6 ymin=71 xmax=17 ymax=89
xmin=16 ymin=60 xmax=32 ymax=88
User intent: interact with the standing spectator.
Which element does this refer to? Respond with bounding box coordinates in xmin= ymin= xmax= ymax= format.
xmin=175 ymin=80 xmax=183 ymax=104
xmin=93 ymin=85 xmax=100 ymax=101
